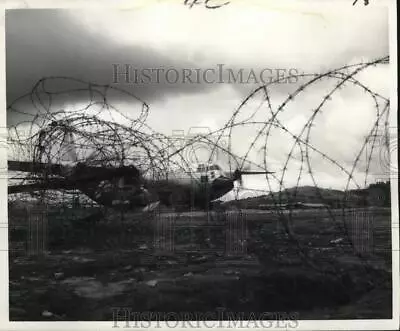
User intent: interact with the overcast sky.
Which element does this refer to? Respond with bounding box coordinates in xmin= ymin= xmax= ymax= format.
xmin=5 ymin=4 xmax=391 ymax=192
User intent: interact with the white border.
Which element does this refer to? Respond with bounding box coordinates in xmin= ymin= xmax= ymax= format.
xmin=0 ymin=0 xmax=398 ymax=330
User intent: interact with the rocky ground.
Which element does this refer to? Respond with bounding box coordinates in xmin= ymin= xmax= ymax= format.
xmin=9 ymin=206 xmax=392 ymax=321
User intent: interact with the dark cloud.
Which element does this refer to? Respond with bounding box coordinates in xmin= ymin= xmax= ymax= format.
xmin=6 ymin=9 xmax=214 ymax=125
xmin=6 ymin=8 xmax=389 ymax=127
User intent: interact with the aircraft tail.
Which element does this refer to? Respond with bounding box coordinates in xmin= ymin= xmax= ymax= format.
xmin=60 ymin=131 xmax=78 ymax=164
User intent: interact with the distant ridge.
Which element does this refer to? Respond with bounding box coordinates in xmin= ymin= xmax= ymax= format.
xmin=222 ymin=181 xmax=391 ymax=209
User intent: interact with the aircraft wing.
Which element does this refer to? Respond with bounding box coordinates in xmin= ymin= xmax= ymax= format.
xmin=8 ymin=160 xmax=65 ymax=175
xmin=8 ymin=178 xmax=76 ymax=194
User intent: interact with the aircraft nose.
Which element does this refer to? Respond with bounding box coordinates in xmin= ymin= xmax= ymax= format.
xmin=211 ymin=176 xmax=234 ymax=193
xmin=141 ymin=187 xmax=152 ymax=202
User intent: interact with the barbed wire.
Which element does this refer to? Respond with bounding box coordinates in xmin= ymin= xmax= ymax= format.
xmin=7 ymin=56 xmax=391 ymax=276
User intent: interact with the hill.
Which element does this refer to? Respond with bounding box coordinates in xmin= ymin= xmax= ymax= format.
xmin=222 ymin=181 xmax=391 ymax=209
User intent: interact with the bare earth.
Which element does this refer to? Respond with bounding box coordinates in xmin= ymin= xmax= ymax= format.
xmin=9 ymin=206 xmax=392 ymax=321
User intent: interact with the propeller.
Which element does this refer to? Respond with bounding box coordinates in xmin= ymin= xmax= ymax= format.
xmin=231 ymin=168 xmax=274 ymax=200
xmin=232 ymin=169 xmax=274 ymax=185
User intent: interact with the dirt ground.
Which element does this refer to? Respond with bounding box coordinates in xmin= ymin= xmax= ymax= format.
xmin=9 ymin=206 xmax=392 ymax=321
